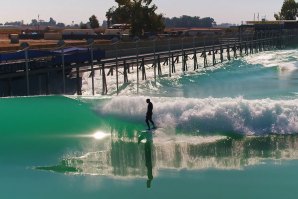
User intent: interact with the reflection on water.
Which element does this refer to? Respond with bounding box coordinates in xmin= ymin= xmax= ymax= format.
xmin=36 ymin=134 xmax=298 ymax=182
xmin=145 ymin=139 xmax=153 ymax=188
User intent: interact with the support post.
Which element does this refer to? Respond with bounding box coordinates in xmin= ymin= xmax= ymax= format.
xmin=25 ymin=49 xmax=30 ymax=96
xmin=153 ymin=39 xmax=157 ymax=83
xmin=46 ymin=73 xmax=50 ymax=95
xmin=8 ymin=78 xmax=12 ymax=96
xmin=212 ymin=45 xmax=216 ymax=65
xmin=102 ymin=63 xmax=107 ymax=95
xmin=157 ymin=55 xmax=162 ymax=76
xmin=172 ymin=53 xmax=175 ymax=73
xmin=21 ymin=42 xmax=30 ymax=96
xmin=123 ymin=60 xmax=128 ymax=83
xmin=193 ymin=50 xmax=198 ymax=70
xmin=141 ymin=57 xmax=146 ymax=80
xmin=192 ymin=36 xmax=198 ymax=70
xmin=227 ymin=44 xmax=231 ymax=61
xmin=136 ymin=40 xmax=139 ymax=94
xmin=220 ymin=45 xmax=224 ymax=63
xmin=168 ymin=38 xmax=171 ymax=77
xmin=57 ymin=40 xmax=66 ymax=94
xmin=76 ymin=65 xmax=81 ymax=95
xmin=90 ymin=44 xmax=95 ymax=95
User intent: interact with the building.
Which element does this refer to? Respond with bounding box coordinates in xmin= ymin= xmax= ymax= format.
xmin=164 ymin=27 xmax=224 ymax=37
xmin=246 ymin=20 xmax=298 ymax=31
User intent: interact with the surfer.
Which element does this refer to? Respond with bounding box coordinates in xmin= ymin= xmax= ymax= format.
xmin=146 ymin=99 xmax=156 ymax=130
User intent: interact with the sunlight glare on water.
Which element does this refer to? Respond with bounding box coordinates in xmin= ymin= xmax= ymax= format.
xmin=93 ymin=131 xmax=110 ymax=140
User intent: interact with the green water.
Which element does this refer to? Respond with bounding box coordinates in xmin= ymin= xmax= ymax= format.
xmin=1 ymin=96 xmax=298 ymax=199
xmin=2 ymin=48 xmax=298 ymax=198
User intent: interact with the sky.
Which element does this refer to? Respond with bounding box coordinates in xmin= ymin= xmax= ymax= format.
xmin=0 ymin=0 xmax=284 ymax=25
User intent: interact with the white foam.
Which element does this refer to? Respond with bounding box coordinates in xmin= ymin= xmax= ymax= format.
xmin=245 ymin=50 xmax=298 ymax=73
xmin=79 ymin=53 xmax=225 ymax=96
xmin=76 ymin=49 xmax=298 ymax=97
xmin=97 ymin=96 xmax=298 ymax=135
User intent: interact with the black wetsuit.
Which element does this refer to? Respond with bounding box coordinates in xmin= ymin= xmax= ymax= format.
xmin=146 ymin=102 xmax=155 ymax=129
xmin=146 ymin=102 xmax=153 ymax=119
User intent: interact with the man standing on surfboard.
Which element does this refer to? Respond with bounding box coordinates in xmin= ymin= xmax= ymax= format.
xmin=146 ymin=99 xmax=156 ymax=130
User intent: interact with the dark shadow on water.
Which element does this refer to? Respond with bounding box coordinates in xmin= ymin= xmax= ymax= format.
xmin=138 ymin=131 xmax=154 ymax=188
xmin=145 ymin=140 xmax=153 ymax=188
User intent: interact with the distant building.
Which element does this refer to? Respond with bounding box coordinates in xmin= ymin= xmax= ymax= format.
xmin=216 ymin=23 xmax=237 ymax=28
xmin=62 ymin=29 xmax=96 ymax=36
xmin=246 ymin=20 xmax=298 ymax=31
xmin=164 ymin=27 xmax=223 ymax=36
xmin=104 ymin=24 xmax=131 ymax=36
xmin=0 ymin=25 xmax=21 ymax=35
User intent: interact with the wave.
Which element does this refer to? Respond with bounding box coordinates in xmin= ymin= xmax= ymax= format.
xmin=78 ymin=49 xmax=298 ymax=99
xmin=245 ymin=50 xmax=298 ymax=72
xmin=96 ymin=96 xmax=298 ymax=135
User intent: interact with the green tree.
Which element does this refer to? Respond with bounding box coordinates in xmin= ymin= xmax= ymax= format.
xmin=164 ymin=15 xmax=215 ymax=28
xmin=106 ymin=0 xmax=165 ymax=36
xmin=89 ymin=15 xmax=100 ymax=29
xmin=49 ymin=17 xmax=57 ymax=26
xmin=80 ymin=22 xmax=88 ymax=29
xmin=275 ymin=0 xmax=297 ymax=20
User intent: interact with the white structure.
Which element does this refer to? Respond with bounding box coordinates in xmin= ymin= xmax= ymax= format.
xmin=62 ymin=29 xmax=96 ymax=36
xmin=104 ymin=24 xmax=131 ymax=35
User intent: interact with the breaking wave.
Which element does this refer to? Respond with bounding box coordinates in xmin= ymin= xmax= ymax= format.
xmin=96 ymin=96 xmax=298 ymax=135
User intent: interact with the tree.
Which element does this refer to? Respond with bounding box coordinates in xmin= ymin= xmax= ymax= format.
xmin=49 ymin=17 xmax=57 ymax=26
xmin=106 ymin=0 xmax=165 ymax=36
xmin=80 ymin=22 xmax=88 ymax=29
xmin=89 ymin=15 xmax=100 ymax=29
xmin=164 ymin=15 xmax=215 ymax=28
xmin=57 ymin=23 xmax=65 ymax=28
xmin=275 ymin=0 xmax=297 ymax=20
xmin=31 ymin=19 xmax=38 ymax=26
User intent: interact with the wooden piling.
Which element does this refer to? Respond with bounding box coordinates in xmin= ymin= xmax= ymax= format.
xmin=171 ymin=53 xmax=175 ymax=73
xmin=116 ymin=57 xmax=119 ymax=95
xmin=24 ymin=50 xmax=30 ymax=96
xmin=182 ymin=51 xmax=186 ymax=71
xmin=61 ymin=48 xmax=66 ymax=94
xmin=123 ymin=60 xmax=128 ymax=83
xmin=227 ymin=45 xmax=231 ymax=61
xmin=157 ymin=55 xmax=162 ymax=76
xmin=7 ymin=78 xmax=12 ymax=96
xmin=141 ymin=57 xmax=146 ymax=80
xmin=220 ymin=45 xmax=224 ymax=63
xmin=202 ymin=46 xmax=208 ymax=67
xmin=212 ymin=46 xmax=216 ymax=65
xmin=46 ymin=72 xmax=50 ymax=95
xmin=136 ymin=53 xmax=140 ymax=93
xmin=101 ymin=63 xmax=107 ymax=95
xmin=90 ymin=49 xmax=94 ymax=96
xmin=233 ymin=44 xmax=237 ymax=58
xmin=38 ymin=75 xmax=42 ymax=95
xmin=193 ymin=49 xmax=198 ymax=70
xmin=76 ymin=66 xmax=81 ymax=95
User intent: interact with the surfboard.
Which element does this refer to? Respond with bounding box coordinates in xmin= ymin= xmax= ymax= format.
xmin=138 ymin=128 xmax=158 ymax=143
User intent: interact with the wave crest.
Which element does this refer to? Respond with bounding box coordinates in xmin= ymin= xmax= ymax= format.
xmin=97 ymin=96 xmax=298 ymax=135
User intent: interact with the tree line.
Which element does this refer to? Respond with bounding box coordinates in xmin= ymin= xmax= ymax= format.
xmin=106 ymin=0 xmax=164 ymax=36
xmin=106 ymin=0 xmax=216 ymax=36
xmin=164 ymin=16 xmax=215 ymax=28
xmin=274 ymin=0 xmax=298 ymax=20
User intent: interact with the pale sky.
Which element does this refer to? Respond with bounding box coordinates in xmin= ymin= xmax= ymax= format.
xmin=0 ymin=0 xmax=284 ymax=25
